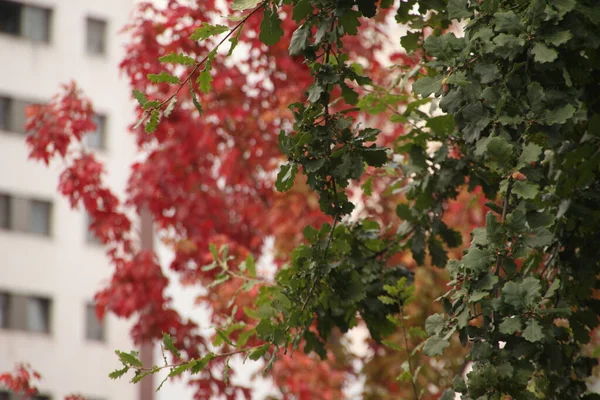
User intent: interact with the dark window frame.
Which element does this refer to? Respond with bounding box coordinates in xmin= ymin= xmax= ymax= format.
xmin=0 ymin=291 xmax=52 ymax=335
xmin=0 ymin=0 xmax=52 ymax=43
xmin=84 ymin=114 xmax=108 ymax=150
xmin=85 ymin=17 xmax=107 ymax=55
xmin=85 ymin=302 xmax=106 ymax=342
xmin=0 ymin=292 xmax=10 ymax=329
xmin=28 ymin=198 xmax=52 ymax=236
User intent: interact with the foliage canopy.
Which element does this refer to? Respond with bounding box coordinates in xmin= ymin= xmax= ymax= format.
xmin=5 ymin=0 xmax=600 ymax=399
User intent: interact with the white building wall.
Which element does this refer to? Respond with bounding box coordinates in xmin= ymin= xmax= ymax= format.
xmin=0 ymin=0 xmax=138 ymax=399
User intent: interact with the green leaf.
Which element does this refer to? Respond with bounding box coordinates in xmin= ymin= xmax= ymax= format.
xmin=133 ymin=89 xmax=148 ymax=107
xmin=340 ymin=83 xmax=359 ymax=105
xmin=158 ymin=52 xmax=196 ymax=65
xmin=231 ymin=0 xmax=262 ymax=10
xmin=522 ymin=319 xmax=544 ymax=342
xmin=292 ymin=0 xmax=312 ymax=22
xmin=492 ymin=34 xmax=526 ymax=60
xmin=163 ymin=96 xmax=177 ymax=118
xmin=447 ymin=0 xmax=471 ymax=19
xmin=382 ymin=339 xmax=403 ymax=351
xmin=357 ymin=0 xmax=377 ymax=18
xmin=423 ymin=336 xmax=450 ymax=356
xmin=116 ymin=350 xmax=143 ymax=368
xmin=543 ymin=30 xmax=572 ymax=46
xmin=191 ymin=354 xmax=215 ymax=374
xmin=499 ymin=316 xmax=522 ymax=334
xmin=554 ymin=0 xmax=576 ymax=17
xmin=429 ymin=238 xmax=448 ymax=267
xmin=197 ymin=70 xmax=213 ymax=94
xmin=440 ymin=389 xmax=458 ymax=400
xmin=306 ymin=83 xmax=324 ymax=103
xmin=208 ymin=273 xmax=230 ymax=288
xmin=544 ymin=278 xmax=560 ymax=299
xmin=446 ymin=71 xmax=470 ymax=86
xmin=474 ymin=63 xmax=500 ymax=84
xmin=162 ymin=333 xmax=181 ymax=358
xmin=425 ymin=313 xmax=446 ymax=335
xmin=147 ymin=71 xmax=180 ymax=84
xmin=275 ymin=163 xmax=298 ymax=192
xmin=462 ymin=248 xmax=494 ymax=273
xmin=260 ymin=7 xmax=284 ymax=46
xmin=289 ymin=25 xmax=309 ymax=56
xmin=145 ymin=109 xmax=160 ymax=134
xmin=400 ymin=32 xmax=420 ymax=52
xmin=423 ymin=33 xmax=465 ymax=61
xmin=361 ymin=147 xmax=388 ymax=167
xmin=249 ymin=344 xmax=270 ymax=360
xmin=486 ymin=136 xmax=514 ymax=173
xmin=378 ymin=295 xmax=396 ymax=305
xmin=544 ymin=104 xmax=576 ymax=125
xmin=338 ymin=9 xmax=362 ymax=36
xmin=512 ymin=181 xmax=539 ymax=200
xmin=531 ymin=42 xmax=558 ymax=63
xmin=518 ymin=142 xmax=542 ymax=167
xmin=471 ymin=227 xmax=488 ymax=246
xmin=524 ymin=227 xmax=553 ymax=247
xmin=109 ymin=366 xmax=129 ymax=380
xmin=227 ymin=27 xmax=243 ymax=56
xmin=413 ymin=75 xmax=443 ymax=97
xmin=411 ymin=229 xmax=426 ymax=265
xmin=168 ymin=360 xmax=195 ymax=377
xmin=494 ymin=11 xmax=524 ymax=34
xmin=245 ymin=254 xmax=256 ymax=278
xmin=502 ymin=277 xmax=541 ymax=310
xmin=189 ymin=80 xmax=203 ymax=115
xmin=190 ymin=23 xmax=229 ymax=41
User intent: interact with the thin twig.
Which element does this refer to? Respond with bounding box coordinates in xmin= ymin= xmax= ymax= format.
xmin=300 ymin=213 xmax=339 ymax=313
xmin=151 ymin=2 xmax=267 ymax=111
xmin=138 ymin=348 xmax=247 ymax=372
xmin=495 ymin=177 xmax=514 ymax=275
xmin=400 ymin=306 xmax=419 ymax=400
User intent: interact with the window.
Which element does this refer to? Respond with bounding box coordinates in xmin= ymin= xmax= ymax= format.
xmin=85 ymin=303 xmax=105 ymax=341
xmin=0 ymin=292 xmax=9 ymax=328
xmin=27 ymin=296 xmax=50 ymax=333
xmin=0 ymin=1 xmax=20 ymax=35
xmin=0 ymin=194 xmax=10 ymax=229
xmin=29 ymin=199 xmax=51 ymax=235
xmin=0 ymin=97 xmax=10 ymax=131
xmin=0 ymin=292 xmax=51 ymax=334
xmin=85 ymin=114 xmax=107 ymax=150
xmin=22 ymin=5 xmax=50 ymax=42
xmin=0 ymin=96 xmax=32 ymax=134
xmin=0 ymin=1 xmax=51 ymax=42
xmin=86 ymin=17 xmax=107 ymax=55
xmin=0 ymin=393 xmax=51 ymax=400
xmin=0 ymin=194 xmax=52 ymax=236
xmin=85 ymin=213 xmax=102 ymax=245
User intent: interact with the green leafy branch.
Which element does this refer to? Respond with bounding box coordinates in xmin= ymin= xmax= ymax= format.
xmin=132 ymin=1 xmax=268 ymax=133
xmin=109 ymin=335 xmax=265 ymax=390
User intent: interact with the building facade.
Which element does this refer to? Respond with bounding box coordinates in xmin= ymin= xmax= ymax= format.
xmin=0 ymin=0 xmax=140 ymax=399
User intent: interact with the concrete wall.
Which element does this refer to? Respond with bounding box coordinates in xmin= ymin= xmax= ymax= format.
xmin=0 ymin=0 xmax=138 ymax=398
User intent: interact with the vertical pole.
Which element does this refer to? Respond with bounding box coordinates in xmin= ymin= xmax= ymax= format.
xmin=139 ymin=207 xmax=155 ymax=400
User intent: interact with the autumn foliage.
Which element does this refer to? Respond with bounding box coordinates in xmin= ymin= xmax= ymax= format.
xmin=4 ymin=1 xmax=492 ymax=399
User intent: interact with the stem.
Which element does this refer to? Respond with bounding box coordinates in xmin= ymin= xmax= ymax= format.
xmin=491 ymin=177 xmax=513 ymax=330
xmin=400 ymin=306 xmax=419 ymax=400
xmin=139 ymin=348 xmax=247 ymax=372
xmin=152 ymin=2 xmax=266 ymax=111
xmin=300 ymin=213 xmax=339 ymax=313
xmin=495 ymin=177 xmax=514 ymax=275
